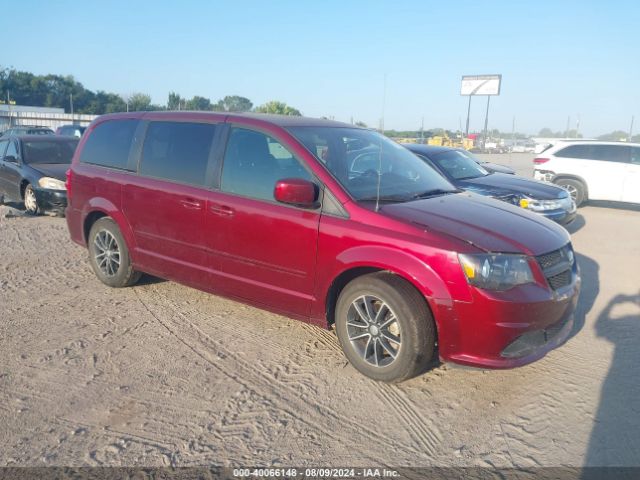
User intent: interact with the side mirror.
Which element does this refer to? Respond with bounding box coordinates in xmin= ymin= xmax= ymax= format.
xmin=4 ymin=155 xmax=18 ymax=164
xmin=274 ymin=178 xmax=318 ymax=208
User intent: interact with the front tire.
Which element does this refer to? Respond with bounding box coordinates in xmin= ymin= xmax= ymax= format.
xmin=555 ymin=178 xmax=586 ymax=207
xmin=23 ymin=184 xmax=40 ymax=215
xmin=335 ymin=272 xmax=436 ymax=382
xmin=88 ymin=217 xmax=141 ymax=288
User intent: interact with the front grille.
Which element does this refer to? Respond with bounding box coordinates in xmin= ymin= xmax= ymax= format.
xmin=536 ymin=244 xmax=575 ymax=291
xmin=537 ymin=249 xmax=564 ymax=270
xmin=547 ymin=269 xmax=571 ymax=290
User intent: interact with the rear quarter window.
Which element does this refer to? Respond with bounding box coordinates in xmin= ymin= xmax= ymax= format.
xmin=80 ymin=119 xmax=139 ymax=170
xmin=555 ymin=145 xmax=592 ymax=159
xmin=139 ymin=121 xmax=217 ymax=186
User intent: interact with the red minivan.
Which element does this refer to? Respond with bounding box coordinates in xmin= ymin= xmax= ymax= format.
xmin=66 ymin=112 xmax=580 ymax=382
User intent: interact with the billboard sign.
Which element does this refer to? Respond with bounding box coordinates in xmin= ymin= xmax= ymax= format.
xmin=461 ymin=74 xmax=502 ymax=96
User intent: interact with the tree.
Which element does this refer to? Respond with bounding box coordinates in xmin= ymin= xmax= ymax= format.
xmin=598 ymin=130 xmax=630 ymax=141
xmin=185 ymin=95 xmax=212 ymax=111
xmin=254 ymin=101 xmax=301 ymax=116
xmin=125 ymin=93 xmax=153 ymax=111
xmin=167 ymin=91 xmax=182 ymax=110
xmin=538 ymin=128 xmax=557 ymax=137
xmin=216 ymin=95 xmax=252 ymax=112
xmin=355 ymin=121 xmax=368 ymax=128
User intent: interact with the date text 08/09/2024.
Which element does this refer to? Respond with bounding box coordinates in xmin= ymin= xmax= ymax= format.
xmin=233 ymin=468 xmax=399 ymax=478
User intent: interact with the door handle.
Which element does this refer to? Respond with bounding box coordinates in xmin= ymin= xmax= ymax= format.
xmin=179 ymin=198 xmax=203 ymax=210
xmin=209 ymin=204 xmax=234 ymax=217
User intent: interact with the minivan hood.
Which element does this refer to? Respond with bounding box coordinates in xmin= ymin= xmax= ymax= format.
xmin=380 ymin=192 xmax=569 ymax=256
xmin=460 ymin=173 xmax=566 ymax=200
xmin=28 ymin=163 xmax=69 ymax=181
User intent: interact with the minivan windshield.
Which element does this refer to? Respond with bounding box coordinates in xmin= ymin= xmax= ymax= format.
xmin=288 ymin=127 xmax=457 ymax=203
xmin=23 ymin=139 xmax=78 ymax=164
xmin=430 ymin=149 xmax=490 ymax=180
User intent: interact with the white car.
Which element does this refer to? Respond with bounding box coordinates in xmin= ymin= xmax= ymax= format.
xmin=533 ymin=141 xmax=640 ymax=206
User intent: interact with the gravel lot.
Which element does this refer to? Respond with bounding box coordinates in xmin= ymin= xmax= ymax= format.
xmin=1 ymin=154 xmax=639 ymax=468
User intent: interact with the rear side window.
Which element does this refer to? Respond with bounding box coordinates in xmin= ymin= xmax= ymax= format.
xmin=631 ymin=147 xmax=640 ymax=165
xmin=555 ymin=145 xmax=592 ymax=159
xmin=590 ymin=145 xmax=629 ymax=163
xmin=139 ymin=121 xmax=216 ymax=186
xmin=80 ymin=119 xmax=139 ymax=170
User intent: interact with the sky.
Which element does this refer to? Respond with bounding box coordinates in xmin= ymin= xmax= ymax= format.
xmin=3 ymin=0 xmax=639 ymax=137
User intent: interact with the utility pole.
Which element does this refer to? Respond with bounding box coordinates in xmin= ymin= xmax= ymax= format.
xmin=566 ymin=116 xmax=571 ymax=137
xmin=576 ymin=114 xmax=580 ymax=138
xmin=629 ymin=115 xmax=635 ymax=141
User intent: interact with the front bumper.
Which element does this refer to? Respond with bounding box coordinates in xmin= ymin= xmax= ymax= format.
xmin=33 ymin=187 xmax=67 ymax=214
xmin=539 ymin=205 xmax=577 ymax=225
xmin=435 ymin=269 xmax=581 ymax=369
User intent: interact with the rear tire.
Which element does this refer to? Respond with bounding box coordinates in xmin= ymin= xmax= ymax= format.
xmin=335 ymin=272 xmax=436 ymax=382
xmin=87 ymin=217 xmax=141 ymax=288
xmin=555 ymin=178 xmax=586 ymax=207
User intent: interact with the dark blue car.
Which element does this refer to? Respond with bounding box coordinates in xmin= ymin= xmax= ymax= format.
xmin=0 ymin=135 xmax=77 ymax=215
xmin=405 ymin=144 xmax=576 ymax=225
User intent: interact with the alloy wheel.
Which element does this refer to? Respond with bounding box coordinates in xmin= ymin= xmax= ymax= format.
xmin=94 ymin=229 xmax=121 ymax=277
xmin=346 ymin=295 xmax=402 ymax=367
xmin=24 ymin=186 xmax=38 ymax=213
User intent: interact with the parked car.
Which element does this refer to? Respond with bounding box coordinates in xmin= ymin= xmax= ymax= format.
xmin=66 ymin=112 xmax=579 ymax=382
xmin=533 ymin=141 xmax=640 ymax=206
xmin=0 ymin=135 xmax=77 ymax=215
xmin=1 ymin=126 xmax=55 ymax=137
xmin=457 ymin=148 xmax=515 ymax=175
xmin=56 ymin=124 xmax=86 ymax=138
xmin=406 ymin=144 xmax=576 ymax=225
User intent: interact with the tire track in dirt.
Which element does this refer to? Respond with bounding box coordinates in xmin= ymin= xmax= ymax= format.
xmin=132 ymin=284 xmax=423 ymax=461
xmin=374 ymin=384 xmax=443 ymax=455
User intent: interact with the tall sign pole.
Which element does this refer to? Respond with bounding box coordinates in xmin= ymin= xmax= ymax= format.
xmin=465 ymin=96 xmax=472 ymax=137
xmin=461 ymin=74 xmax=501 ymax=149
xmin=482 ymin=96 xmax=491 ymax=150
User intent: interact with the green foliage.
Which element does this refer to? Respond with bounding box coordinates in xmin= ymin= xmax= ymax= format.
xmin=126 ymin=93 xmax=153 ymax=111
xmin=185 ymin=95 xmax=212 ymax=111
xmin=538 ymin=127 xmax=582 ymax=138
xmin=598 ymin=130 xmax=631 ymax=141
xmin=254 ymin=101 xmax=302 ymax=116
xmin=216 ymin=95 xmax=253 ymax=112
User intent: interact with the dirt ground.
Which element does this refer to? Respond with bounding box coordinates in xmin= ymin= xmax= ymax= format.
xmin=1 ymin=154 xmax=639 ymax=468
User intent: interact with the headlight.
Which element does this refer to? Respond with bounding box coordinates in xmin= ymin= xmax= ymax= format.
xmin=38 ymin=177 xmax=66 ymax=190
xmin=458 ymin=253 xmax=534 ymax=291
xmin=519 ymin=195 xmax=571 ymax=212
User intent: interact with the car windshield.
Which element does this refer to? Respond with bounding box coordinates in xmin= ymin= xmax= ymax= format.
xmin=22 ymin=140 xmax=78 ymax=164
xmin=430 ymin=149 xmax=490 ymax=180
xmin=288 ymin=126 xmax=457 ymax=203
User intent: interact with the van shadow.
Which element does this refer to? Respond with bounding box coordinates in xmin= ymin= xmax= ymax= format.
xmin=136 ymin=274 xmax=167 ymax=286
xmin=583 ymin=291 xmax=640 ymax=473
xmin=565 ymin=213 xmax=585 ymax=235
xmin=569 ymin=253 xmax=600 ymax=342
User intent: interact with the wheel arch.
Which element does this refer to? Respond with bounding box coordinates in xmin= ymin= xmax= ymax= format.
xmin=81 ymin=198 xmax=137 ymax=255
xmin=553 ymin=174 xmax=589 ymax=199
xmin=321 ymin=246 xmax=453 ymax=331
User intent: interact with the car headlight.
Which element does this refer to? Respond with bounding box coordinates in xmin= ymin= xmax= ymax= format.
xmin=38 ymin=177 xmax=66 ymax=190
xmin=519 ymin=195 xmax=571 ymax=212
xmin=458 ymin=253 xmax=534 ymax=291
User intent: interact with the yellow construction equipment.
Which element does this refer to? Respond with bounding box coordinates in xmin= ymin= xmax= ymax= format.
xmin=427 ymin=135 xmax=473 ymax=150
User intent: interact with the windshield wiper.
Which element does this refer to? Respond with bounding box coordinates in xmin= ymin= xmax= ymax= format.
xmin=410 ymin=188 xmax=459 ymax=200
xmin=357 ymin=195 xmax=410 ymax=204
